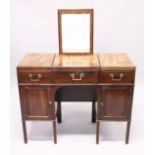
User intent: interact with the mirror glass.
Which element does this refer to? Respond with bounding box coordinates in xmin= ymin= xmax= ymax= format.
xmin=58 ymin=10 xmax=93 ymax=54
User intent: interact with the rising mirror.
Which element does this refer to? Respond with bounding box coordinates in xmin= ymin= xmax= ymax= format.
xmin=58 ymin=9 xmax=93 ymax=54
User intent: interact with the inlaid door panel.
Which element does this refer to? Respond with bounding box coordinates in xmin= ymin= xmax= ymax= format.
xmin=20 ymin=86 xmax=54 ymax=120
xmin=98 ymin=86 xmax=133 ymax=120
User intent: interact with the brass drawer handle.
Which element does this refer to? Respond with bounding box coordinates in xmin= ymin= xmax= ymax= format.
xmin=70 ymin=72 xmax=85 ymax=81
xmin=28 ymin=73 xmax=42 ymax=82
xmin=109 ymin=73 xmax=124 ymax=81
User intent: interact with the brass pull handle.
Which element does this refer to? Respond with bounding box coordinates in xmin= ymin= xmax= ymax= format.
xmin=110 ymin=73 xmax=124 ymax=81
xmin=70 ymin=72 xmax=85 ymax=81
xmin=28 ymin=73 xmax=42 ymax=82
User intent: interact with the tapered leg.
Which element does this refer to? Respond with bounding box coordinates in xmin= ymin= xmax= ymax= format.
xmin=125 ymin=121 xmax=131 ymax=144
xmin=22 ymin=120 xmax=27 ymax=143
xmin=92 ymin=101 xmax=96 ymax=123
xmin=96 ymin=120 xmax=100 ymax=144
xmin=53 ymin=120 xmax=57 ymax=144
xmin=57 ymin=101 xmax=62 ymax=123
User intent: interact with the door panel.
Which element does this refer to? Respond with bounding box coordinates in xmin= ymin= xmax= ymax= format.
xmin=98 ymin=86 xmax=133 ymax=120
xmin=20 ymin=86 xmax=53 ymax=120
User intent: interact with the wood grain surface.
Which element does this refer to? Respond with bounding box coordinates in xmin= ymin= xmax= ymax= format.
xmin=53 ymin=54 xmax=100 ymax=70
xmin=17 ymin=53 xmax=135 ymax=70
xmin=17 ymin=53 xmax=55 ymax=68
xmin=98 ymin=53 xmax=135 ymax=70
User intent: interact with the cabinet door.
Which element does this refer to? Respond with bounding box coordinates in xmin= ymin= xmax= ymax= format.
xmin=20 ymin=86 xmax=54 ymax=120
xmin=98 ymin=86 xmax=133 ymax=121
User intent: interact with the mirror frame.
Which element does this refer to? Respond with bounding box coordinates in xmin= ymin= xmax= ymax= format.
xmin=58 ymin=9 xmax=94 ymax=54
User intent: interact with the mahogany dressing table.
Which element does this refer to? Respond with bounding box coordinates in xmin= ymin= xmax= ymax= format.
xmin=17 ymin=9 xmax=136 ymax=144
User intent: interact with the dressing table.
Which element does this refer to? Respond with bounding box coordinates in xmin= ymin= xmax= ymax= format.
xmin=17 ymin=9 xmax=136 ymax=144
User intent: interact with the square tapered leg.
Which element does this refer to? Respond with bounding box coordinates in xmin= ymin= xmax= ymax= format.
xmin=22 ymin=120 xmax=27 ymax=143
xmin=57 ymin=101 xmax=62 ymax=123
xmin=125 ymin=121 xmax=131 ymax=144
xmin=53 ymin=120 xmax=57 ymax=144
xmin=96 ymin=120 xmax=100 ymax=144
xmin=92 ymin=101 xmax=96 ymax=123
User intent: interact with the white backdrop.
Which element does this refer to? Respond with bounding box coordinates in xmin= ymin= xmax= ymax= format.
xmin=10 ymin=0 xmax=144 ymax=155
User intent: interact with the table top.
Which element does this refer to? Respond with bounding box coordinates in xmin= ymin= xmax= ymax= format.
xmin=17 ymin=53 xmax=135 ymax=70
xmin=98 ymin=53 xmax=135 ymax=70
xmin=17 ymin=53 xmax=55 ymax=68
xmin=52 ymin=54 xmax=100 ymax=70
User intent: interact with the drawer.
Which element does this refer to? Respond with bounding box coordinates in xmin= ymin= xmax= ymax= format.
xmin=100 ymin=70 xmax=135 ymax=84
xmin=54 ymin=71 xmax=98 ymax=84
xmin=18 ymin=70 xmax=53 ymax=84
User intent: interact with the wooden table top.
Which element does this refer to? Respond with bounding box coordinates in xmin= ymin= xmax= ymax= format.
xmin=17 ymin=53 xmax=135 ymax=70
xmin=98 ymin=53 xmax=135 ymax=70
xmin=52 ymin=54 xmax=100 ymax=70
xmin=17 ymin=53 xmax=55 ymax=68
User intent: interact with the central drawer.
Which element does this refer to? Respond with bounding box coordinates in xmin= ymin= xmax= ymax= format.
xmin=54 ymin=71 xmax=98 ymax=84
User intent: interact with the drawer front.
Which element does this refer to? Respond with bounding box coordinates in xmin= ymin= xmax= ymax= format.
xmin=100 ymin=70 xmax=135 ymax=84
xmin=54 ymin=71 xmax=98 ymax=84
xmin=18 ymin=70 xmax=52 ymax=84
